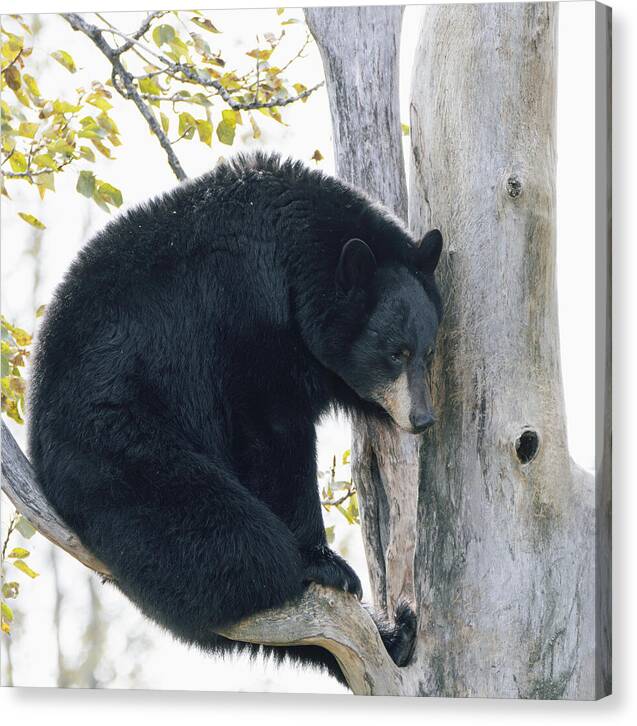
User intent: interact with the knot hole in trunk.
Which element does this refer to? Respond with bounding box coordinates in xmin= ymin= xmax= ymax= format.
xmin=515 ymin=429 xmax=540 ymax=464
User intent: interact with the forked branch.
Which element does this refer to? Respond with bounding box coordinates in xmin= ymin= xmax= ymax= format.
xmin=0 ymin=419 xmax=403 ymax=695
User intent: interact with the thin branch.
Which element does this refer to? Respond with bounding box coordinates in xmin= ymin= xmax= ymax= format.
xmin=1 ymin=512 xmax=18 ymax=561
xmin=62 ymin=12 xmax=187 ymax=181
xmin=3 ymin=159 xmax=73 ymax=180
xmin=0 ymin=417 xmax=404 ymax=694
xmin=90 ymin=19 xmax=324 ymax=111
xmin=112 ymin=11 xmax=165 ymax=55
xmin=321 ymin=488 xmax=355 ymax=508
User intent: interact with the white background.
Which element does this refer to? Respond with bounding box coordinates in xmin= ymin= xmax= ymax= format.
xmin=0 ymin=0 xmax=635 ymax=724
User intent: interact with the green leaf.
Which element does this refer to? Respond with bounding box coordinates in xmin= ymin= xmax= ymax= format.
xmin=13 ymin=559 xmax=39 ymax=578
xmin=15 ymin=515 xmax=36 ymax=538
xmin=139 ymin=77 xmax=161 ymax=96
xmin=196 ymin=119 xmax=212 ymax=146
xmin=401 ymin=123 xmax=410 ymax=136
xmin=336 ymin=503 xmax=355 ymax=525
xmin=92 ymin=188 xmax=110 ymax=214
xmin=51 ymin=49 xmax=77 ymax=73
xmin=160 ymin=112 xmax=169 ymax=135
xmin=52 ymin=99 xmax=81 ymax=114
xmin=1 ymin=582 xmax=19 ymax=599
xmin=342 ymin=449 xmax=350 ymax=465
xmin=325 ymin=525 xmax=335 ymax=545
xmin=221 ymin=109 xmax=237 ymax=128
xmin=191 ymin=16 xmax=220 ymax=33
xmin=97 ymin=182 xmax=122 ymax=208
xmin=79 ymin=145 xmax=95 ymax=162
xmin=77 ymin=170 xmax=96 ymax=198
xmin=17 ymin=121 xmax=38 ymax=138
xmin=216 ymin=118 xmax=235 ymax=145
xmin=7 ymin=547 xmax=30 ymax=559
xmin=246 ymin=48 xmax=272 ymax=61
xmin=1 ymin=602 xmax=13 ymax=622
xmin=249 ymin=114 xmax=261 ymax=139
xmin=97 ymin=113 xmax=119 ymax=135
xmin=91 ymin=139 xmax=112 ymax=158
xmin=33 ymin=153 xmax=56 ymax=168
xmin=35 ymin=304 xmax=46 ymax=319
xmin=178 ymin=111 xmax=197 ymax=136
xmin=8 ymin=151 xmax=27 ymax=173
xmin=35 ymin=172 xmax=55 ymax=198
xmin=23 ymin=73 xmax=41 ymax=97
xmin=311 ymin=149 xmax=324 ymax=163
xmin=17 ymin=212 xmax=46 ymax=230
xmin=86 ymin=93 xmax=112 ymax=112
xmin=152 ymin=24 xmax=176 ymax=47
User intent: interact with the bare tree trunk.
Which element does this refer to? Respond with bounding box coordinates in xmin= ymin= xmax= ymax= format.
xmin=307 ymin=2 xmax=607 ymax=699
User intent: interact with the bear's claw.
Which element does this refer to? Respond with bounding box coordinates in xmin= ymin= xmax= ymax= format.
xmin=301 ymin=544 xmax=363 ymax=600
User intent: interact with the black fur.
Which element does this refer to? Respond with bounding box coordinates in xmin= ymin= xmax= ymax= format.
xmin=28 ymin=152 xmax=441 ymax=686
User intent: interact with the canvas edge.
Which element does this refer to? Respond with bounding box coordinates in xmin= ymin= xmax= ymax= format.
xmin=594 ymin=0 xmax=612 ymax=701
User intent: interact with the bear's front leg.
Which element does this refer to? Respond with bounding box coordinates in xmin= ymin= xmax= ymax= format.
xmin=301 ymin=544 xmax=363 ymax=600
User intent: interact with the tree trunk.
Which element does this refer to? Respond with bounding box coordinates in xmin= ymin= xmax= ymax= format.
xmin=1 ymin=3 xmax=610 ymax=699
xmin=307 ymin=2 xmax=606 ymax=699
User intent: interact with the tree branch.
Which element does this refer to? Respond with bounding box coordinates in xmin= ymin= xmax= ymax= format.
xmin=62 ymin=12 xmax=187 ymax=181
xmin=112 ymin=11 xmax=166 ymax=55
xmin=1 ymin=419 xmax=109 ymax=576
xmin=0 ymin=418 xmax=403 ymax=694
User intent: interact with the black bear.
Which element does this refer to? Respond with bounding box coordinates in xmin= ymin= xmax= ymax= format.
xmin=28 ymin=152 xmax=442 ymax=686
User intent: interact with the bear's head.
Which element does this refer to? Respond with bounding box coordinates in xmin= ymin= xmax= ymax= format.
xmin=333 ymin=228 xmax=443 ymax=434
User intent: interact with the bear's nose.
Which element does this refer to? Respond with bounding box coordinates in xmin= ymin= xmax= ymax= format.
xmin=410 ymin=411 xmax=435 ymax=433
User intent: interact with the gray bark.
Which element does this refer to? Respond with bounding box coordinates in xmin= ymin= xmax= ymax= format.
xmin=307 ymin=1 xmax=607 ymax=699
xmin=409 ymin=2 xmax=600 ymax=699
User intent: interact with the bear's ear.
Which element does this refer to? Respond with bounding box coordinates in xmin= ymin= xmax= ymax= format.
xmin=336 ymin=238 xmax=377 ymax=291
xmin=416 ymin=228 xmax=443 ymax=273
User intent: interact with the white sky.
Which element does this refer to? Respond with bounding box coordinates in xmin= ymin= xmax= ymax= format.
xmin=0 ymin=1 xmax=596 ymax=693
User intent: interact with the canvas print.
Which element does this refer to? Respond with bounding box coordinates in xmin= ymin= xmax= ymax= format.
xmin=0 ymin=1 xmax=611 ymax=699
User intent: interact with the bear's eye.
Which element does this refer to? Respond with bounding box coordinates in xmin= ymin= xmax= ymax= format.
xmin=390 ymin=349 xmax=410 ymax=364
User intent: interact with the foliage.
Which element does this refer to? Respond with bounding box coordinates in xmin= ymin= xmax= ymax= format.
xmin=320 ymin=450 xmax=359 ymax=538
xmin=1 ymin=313 xmax=35 ymax=424
xmin=1 ymin=513 xmax=38 ymax=635
xmin=1 ymin=14 xmax=123 ymax=217
xmin=1 ymin=9 xmax=322 ymax=220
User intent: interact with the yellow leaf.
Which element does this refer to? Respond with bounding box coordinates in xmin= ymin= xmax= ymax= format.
xmin=18 ymin=212 xmax=46 ymax=230
xmin=7 ymin=547 xmax=29 ymax=559
xmin=196 ymin=119 xmax=212 ymax=146
xmin=311 ymin=149 xmax=324 ymax=163
xmin=191 ymin=16 xmax=220 ymax=33
xmin=249 ymin=114 xmax=261 ymax=140
xmin=51 ymin=49 xmax=76 ymax=73
xmin=8 ymin=151 xmax=27 ymax=173
xmin=13 ymin=559 xmax=39 ymax=578
xmin=246 ymin=48 xmax=272 ymax=62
